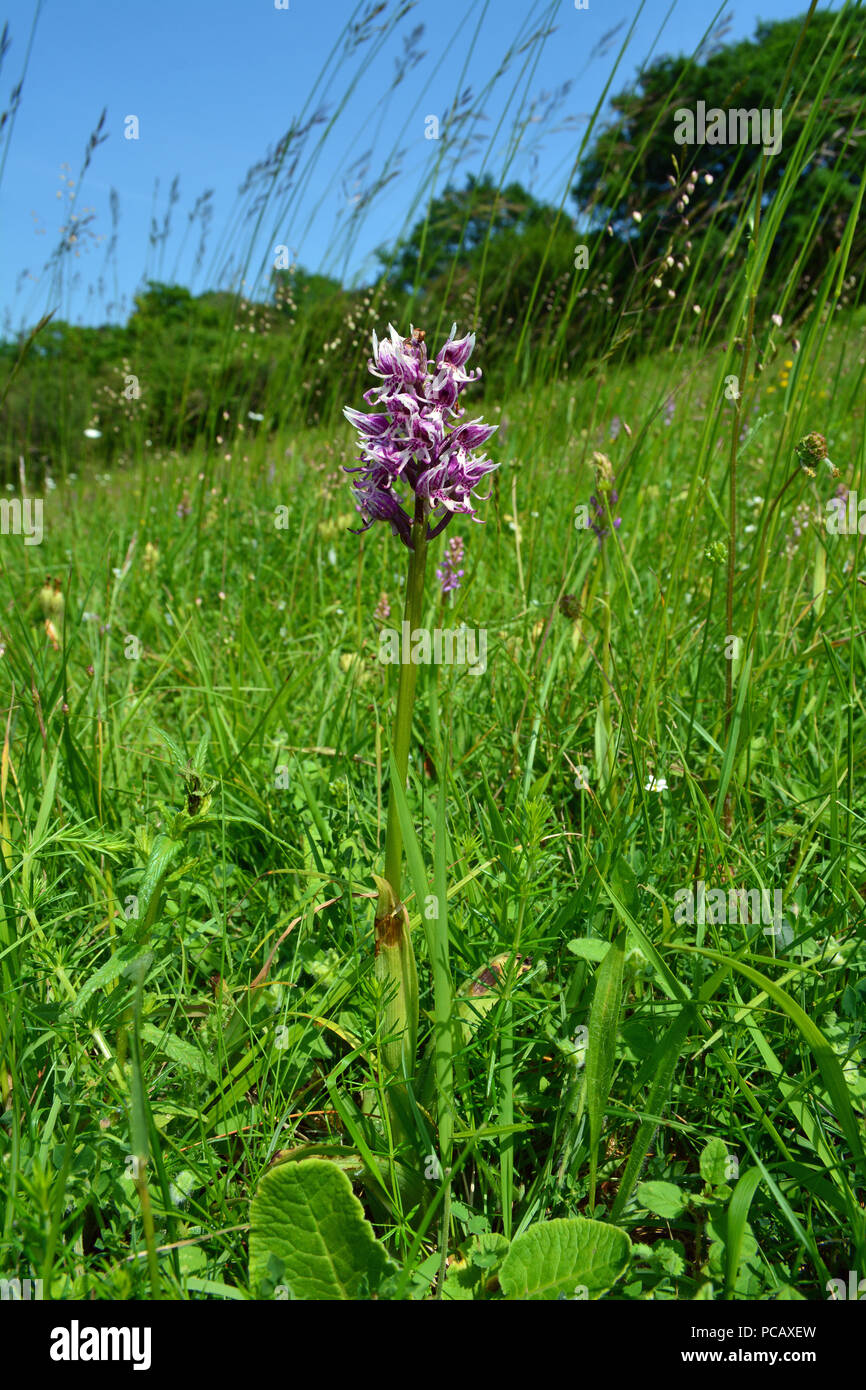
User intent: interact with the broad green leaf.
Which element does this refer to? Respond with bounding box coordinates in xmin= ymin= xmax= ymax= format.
xmin=138 ymin=833 xmax=183 ymax=932
xmin=499 ymin=1218 xmax=631 ymax=1300
xmin=183 ymin=1278 xmax=246 ymax=1300
xmin=707 ymin=1213 xmax=758 ymax=1279
xmin=73 ymin=947 xmax=152 ymax=1016
xmin=139 ymin=1022 xmax=216 ymax=1080
xmin=700 ymin=1137 xmax=731 ymax=1188
xmin=566 ymin=939 xmax=611 ymax=961
xmin=249 ymin=1158 xmax=396 ymax=1300
xmin=637 ymin=1181 xmax=688 ymax=1219
xmin=725 ymin=1167 xmax=763 ymax=1299
xmin=653 ymin=1240 xmax=686 ymax=1277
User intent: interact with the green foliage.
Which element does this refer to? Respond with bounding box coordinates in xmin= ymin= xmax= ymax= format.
xmin=249 ymin=1159 xmax=397 ymax=1299
xmin=378 ymin=174 xmax=553 ymax=291
xmin=571 ymin=10 xmax=866 ymax=336
xmin=586 ymin=932 xmax=626 ymax=1208
xmin=5 ymin=8 xmax=865 ymax=480
xmin=249 ymin=1161 xmax=630 ymax=1300
xmin=498 ymin=1217 xmax=631 ymax=1300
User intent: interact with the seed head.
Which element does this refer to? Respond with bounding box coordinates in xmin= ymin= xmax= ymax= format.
xmin=559 ymin=593 xmax=581 ymax=621
xmin=795 ymin=432 xmax=827 ymax=475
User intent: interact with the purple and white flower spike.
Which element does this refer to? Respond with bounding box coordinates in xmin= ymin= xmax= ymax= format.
xmin=437 ymin=535 xmax=465 ymax=595
xmin=343 ymin=324 xmax=498 ymax=548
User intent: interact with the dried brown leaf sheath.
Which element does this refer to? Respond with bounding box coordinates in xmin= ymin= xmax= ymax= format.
xmin=375 ymin=904 xmax=407 ymax=954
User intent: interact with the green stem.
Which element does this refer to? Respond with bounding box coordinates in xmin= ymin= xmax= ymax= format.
xmin=383 ymin=500 xmax=429 ymax=900
xmin=499 ymin=895 xmax=529 ymax=1241
xmin=375 ymin=498 xmax=429 ymax=1082
xmin=432 ymin=786 xmax=454 ymax=1295
xmin=599 ymin=524 xmax=616 ymax=797
xmin=723 ymin=157 xmax=766 ymax=832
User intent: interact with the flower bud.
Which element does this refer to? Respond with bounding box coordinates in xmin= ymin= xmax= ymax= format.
xmin=795 ymin=432 xmax=828 ymax=477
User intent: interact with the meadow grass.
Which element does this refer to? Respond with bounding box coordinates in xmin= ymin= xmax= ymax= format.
xmin=1 ymin=307 xmax=864 ymax=1297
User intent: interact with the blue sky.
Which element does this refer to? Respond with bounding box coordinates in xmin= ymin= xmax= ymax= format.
xmin=0 ymin=0 xmax=837 ymax=333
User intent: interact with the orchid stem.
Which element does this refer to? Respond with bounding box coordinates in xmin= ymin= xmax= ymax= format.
xmin=383 ymin=498 xmax=429 ymax=901
xmin=375 ymin=498 xmax=428 ymax=1084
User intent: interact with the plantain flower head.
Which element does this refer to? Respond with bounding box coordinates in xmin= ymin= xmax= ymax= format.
xmin=795 ymin=432 xmax=839 ymax=479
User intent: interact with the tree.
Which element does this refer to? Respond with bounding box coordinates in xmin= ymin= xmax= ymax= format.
xmin=570 ymin=11 xmax=866 ymax=325
xmin=378 ymin=174 xmax=559 ymax=293
xmin=130 ymin=282 xmax=195 ymax=325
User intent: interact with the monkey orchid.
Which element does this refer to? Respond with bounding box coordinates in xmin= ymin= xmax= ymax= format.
xmin=344 ymin=324 xmax=496 ymax=1082
xmin=344 ymin=323 xmax=498 ymax=548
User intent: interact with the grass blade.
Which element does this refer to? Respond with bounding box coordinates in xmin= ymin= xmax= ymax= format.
xmin=586 ymin=931 xmax=626 ymax=1209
